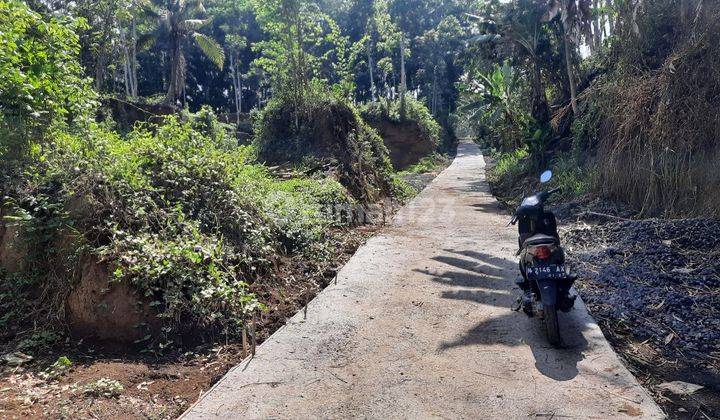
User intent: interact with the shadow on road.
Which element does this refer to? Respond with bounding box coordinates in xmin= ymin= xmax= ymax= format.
xmin=469 ymin=202 xmax=505 ymax=213
xmin=418 ymin=248 xmax=591 ymax=382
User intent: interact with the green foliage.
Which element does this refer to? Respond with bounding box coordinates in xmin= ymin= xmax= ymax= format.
xmin=398 ymin=153 xmax=446 ymax=175
xmin=15 ymin=330 xmax=62 ymax=354
xmin=41 ymin=356 xmax=73 ymax=381
xmin=492 ymin=147 xmax=529 ymax=182
xmin=264 ymin=177 xmax=356 ymax=253
xmin=360 ymin=95 xmax=441 ymax=146
xmin=141 ymin=0 xmax=226 ymax=102
xmin=525 ymin=123 xmax=552 ymax=171
xmin=389 ymin=175 xmax=418 ymax=202
xmin=3 ymin=109 xmax=359 ymax=344
xmin=457 ymin=62 xmax=529 ymax=151
xmin=254 ymin=93 xmax=398 ymax=203
xmin=0 ymin=0 xmax=95 ymax=157
xmin=250 ymin=0 xmax=356 ymax=110
xmin=545 ymin=154 xmax=589 ymax=199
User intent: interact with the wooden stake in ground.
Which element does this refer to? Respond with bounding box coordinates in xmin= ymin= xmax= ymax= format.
xmin=250 ymin=313 xmax=257 ymax=357
xmin=304 ymin=287 xmax=309 ymax=320
xmin=242 ymin=326 xmax=249 ymax=358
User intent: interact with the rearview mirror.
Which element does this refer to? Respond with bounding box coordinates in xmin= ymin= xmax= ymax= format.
xmin=540 ymin=170 xmax=552 ymax=184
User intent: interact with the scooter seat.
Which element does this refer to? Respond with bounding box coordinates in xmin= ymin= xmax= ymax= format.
xmin=522 ymin=233 xmax=559 ymax=247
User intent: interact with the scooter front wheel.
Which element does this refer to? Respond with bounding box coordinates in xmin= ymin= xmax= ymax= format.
xmin=543 ymin=304 xmax=562 ymax=347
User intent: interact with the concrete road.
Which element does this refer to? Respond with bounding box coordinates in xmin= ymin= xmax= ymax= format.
xmin=182 ymin=141 xmax=664 ymax=419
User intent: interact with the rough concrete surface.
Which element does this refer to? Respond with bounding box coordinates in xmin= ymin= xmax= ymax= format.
xmin=182 ymin=141 xmax=664 ymax=419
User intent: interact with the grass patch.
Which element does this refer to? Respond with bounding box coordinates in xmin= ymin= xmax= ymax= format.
xmin=545 ymin=154 xmax=590 ymax=199
xmin=491 ymin=147 xmax=529 ymax=181
xmin=398 ymin=153 xmax=447 ymax=175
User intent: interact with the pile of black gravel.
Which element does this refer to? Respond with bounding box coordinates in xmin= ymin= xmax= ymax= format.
xmin=563 ymin=219 xmax=720 ymax=370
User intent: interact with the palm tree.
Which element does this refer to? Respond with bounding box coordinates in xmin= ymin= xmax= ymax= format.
xmin=142 ymin=0 xmax=225 ymax=104
xmin=544 ymin=0 xmax=593 ymax=114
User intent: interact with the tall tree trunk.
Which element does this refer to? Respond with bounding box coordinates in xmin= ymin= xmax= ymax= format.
xmin=592 ymin=0 xmax=602 ymax=50
xmin=166 ymin=30 xmax=184 ymax=104
xmin=563 ymin=31 xmax=578 ymax=114
xmin=230 ymin=54 xmax=243 ymax=125
xmin=606 ymin=0 xmax=614 ymax=34
xmin=95 ymin=53 xmax=106 ymax=92
xmin=120 ymin=26 xmax=136 ymax=99
xmin=367 ymin=41 xmax=376 ymax=102
xmin=601 ymin=1 xmax=608 ymax=39
xmin=431 ymin=67 xmax=437 ymax=115
xmin=399 ymin=34 xmax=407 ymax=120
xmin=531 ymin=60 xmax=549 ymax=124
xmin=124 ymin=51 xmax=132 ymax=96
xmin=130 ymin=16 xmax=138 ymax=97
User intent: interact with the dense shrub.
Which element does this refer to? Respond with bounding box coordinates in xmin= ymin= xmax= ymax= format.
xmin=0 ymin=0 xmax=95 ymax=157
xmin=398 ymin=153 xmax=447 ymax=175
xmin=545 ymin=154 xmax=589 ymax=199
xmin=2 ymin=112 xmax=358 ymax=345
xmin=491 ymin=147 xmax=529 ymax=182
xmin=253 ymin=95 xmax=404 ymax=203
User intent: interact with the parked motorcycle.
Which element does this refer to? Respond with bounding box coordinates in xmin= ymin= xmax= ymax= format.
xmin=509 ymin=170 xmax=577 ymax=347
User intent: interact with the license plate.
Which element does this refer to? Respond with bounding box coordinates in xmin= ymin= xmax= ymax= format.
xmin=527 ymin=264 xmax=566 ymax=280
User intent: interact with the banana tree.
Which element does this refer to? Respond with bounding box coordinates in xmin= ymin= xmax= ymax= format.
xmin=459 ymin=62 xmax=527 ymax=150
xmin=468 ymin=0 xmax=551 ymax=124
xmin=142 ymin=0 xmax=225 ymax=104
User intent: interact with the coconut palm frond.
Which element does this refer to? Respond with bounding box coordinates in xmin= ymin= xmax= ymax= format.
xmin=192 ymin=32 xmax=225 ymax=70
xmin=183 ymin=19 xmax=210 ymax=31
xmin=137 ymin=33 xmax=157 ymax=51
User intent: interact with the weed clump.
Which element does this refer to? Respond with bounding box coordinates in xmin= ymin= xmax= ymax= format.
xmin=80 ymin=378 xmax=124 ymax=398
xmin=573 ymin=9 xmax=720 ymax=217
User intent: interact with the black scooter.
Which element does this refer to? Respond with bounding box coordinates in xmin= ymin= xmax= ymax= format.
xmin=509 ymin=170 xmax=577 ymax=347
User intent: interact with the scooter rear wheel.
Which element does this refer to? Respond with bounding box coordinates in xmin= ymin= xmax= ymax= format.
xmin=544 ymin=304 xmax=562 ymax=347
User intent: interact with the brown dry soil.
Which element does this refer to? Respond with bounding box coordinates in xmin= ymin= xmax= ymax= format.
xmin=368 ymin=120 xmax=436 ymax=170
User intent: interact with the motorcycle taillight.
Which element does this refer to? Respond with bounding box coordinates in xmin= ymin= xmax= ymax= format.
xmin=533 ymin=246 xmax=551 ymax=260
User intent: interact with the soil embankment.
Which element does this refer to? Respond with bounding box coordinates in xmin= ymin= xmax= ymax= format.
xmin=369 ymin=120 xmax=436 ymax=170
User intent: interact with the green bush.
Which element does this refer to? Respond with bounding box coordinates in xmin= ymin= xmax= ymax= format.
xmin=546 ymin=154 xmax=590 ymax=199
xmin=492 ymin=147 xmax=529 ymax=181
xmin=399 ymin=153 xmax=447 ymax=175
xmin=0 ymin=0 xmax=95 ymax=158
xmin=3 ymin=111 xmax=358 ymax=344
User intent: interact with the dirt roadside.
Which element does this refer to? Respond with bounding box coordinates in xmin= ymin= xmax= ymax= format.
xmin=182 ymin=140 xmax=662 ymax=419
